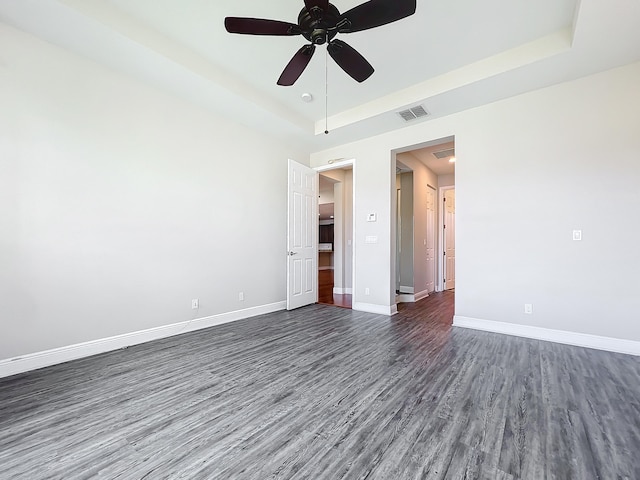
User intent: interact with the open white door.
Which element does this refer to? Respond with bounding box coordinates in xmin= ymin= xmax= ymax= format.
xmin=444 ymin=188 xmax=456 ymax=290
xmin=287 ymin=159 xmax=318 ymax=310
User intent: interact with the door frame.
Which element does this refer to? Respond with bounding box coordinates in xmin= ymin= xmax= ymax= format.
xmin=315 ymin=159 xmax=357 ymax=305
xmin=426 ymin=184 xmax=437 ymax=294
xmin=438 ymin=185 xmax=455 ymax=292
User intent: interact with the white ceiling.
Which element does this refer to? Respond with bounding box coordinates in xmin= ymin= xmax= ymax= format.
xmin=401 ymin=141 xmax=456 ymax=176
xmin=1 ymin=0 xmax=639 ymax=151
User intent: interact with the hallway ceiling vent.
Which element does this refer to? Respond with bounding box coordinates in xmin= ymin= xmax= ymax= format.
xmin=433 ymin=148 xmax=455 ymax=159
xmin=397 ymin=105 xmax=428 ymax=122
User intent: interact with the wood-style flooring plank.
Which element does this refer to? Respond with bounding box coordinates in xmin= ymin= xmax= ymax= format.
xmin=1 ymin=292 xmax=639 ymax=479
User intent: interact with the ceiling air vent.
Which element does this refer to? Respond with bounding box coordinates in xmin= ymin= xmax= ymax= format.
xmin=397 ymin=105 xmax=429 ymax=122
xmin=433 ymin=148 xmax=455 ymax=159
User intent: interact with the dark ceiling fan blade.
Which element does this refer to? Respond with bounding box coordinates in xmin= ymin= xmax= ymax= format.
xmin=225 ymin=17 xmax=300 ymax=36
xmin=327 ymin=39 xmax=374 ymax=82
xmin=339 ymin=0 xmax=416 ymax=33
xmin=304 ymin=0 xmax=330 ymax=11
xmin=277 ymin=45 xmax=316 ymax=86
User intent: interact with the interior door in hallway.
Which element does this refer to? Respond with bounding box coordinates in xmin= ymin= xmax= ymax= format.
xmin=444 ymin=188 xmax=456 ymax=290
xmin=287 ymin=159 xmax=318 ymax=310
xmin=426 ymin=187 xmax=436 ymax=293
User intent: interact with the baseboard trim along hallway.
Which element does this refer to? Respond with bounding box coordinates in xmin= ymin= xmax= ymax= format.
xmin=0 ymin=301 xmax=286 ymax=379
xmin=453 ymin=315 xmax=640 ymax=356
xmin=353 ymin=302 xmax=398 ymax=316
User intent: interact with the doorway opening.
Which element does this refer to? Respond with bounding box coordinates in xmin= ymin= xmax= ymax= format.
xmin=316 ymin=160 xmax=355 ymax=309
xmin=396 ymin=160 xmax=414 ymax=299
xmin=440 ymin=186 xmax=456 ymax=291
xmin=392 ymin=137 xmax=455 ymax=306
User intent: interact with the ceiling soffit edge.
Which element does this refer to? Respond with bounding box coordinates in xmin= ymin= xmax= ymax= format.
xmin=314 ymin=27 xmax=574 ymax=135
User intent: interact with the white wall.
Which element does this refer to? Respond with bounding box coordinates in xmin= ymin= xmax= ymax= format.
xmin=0 ymin=24 xmax=308 ymax=360
xmin=311 ymin=61 xmax=640 ymax=342
xmin=318 ymin=188 xmax=335 ymax=204
xmin=343 ymin=169 xmax=354 ymax=291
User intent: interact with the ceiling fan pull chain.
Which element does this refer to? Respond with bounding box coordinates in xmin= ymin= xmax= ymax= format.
xmin=325 ymin=44 xmax=329 ymax=135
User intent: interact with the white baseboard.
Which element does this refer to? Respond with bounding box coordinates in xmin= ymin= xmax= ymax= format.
xmin=396 ymin=294 xmax=415 ymax=303
xmin=396 ymin=289 xmax=429 ymax=304
xmin=414 ymin=289 xmax=430 ymax=302
xmin=333 ymin=287 xmax=353 ymax=295
xmin=318 ymin=266 xmax=333 ymax=271
xmin=399 ymin=286 xmax=414 ymax=294
xmin=353 ymin=302 xmax=397 ymax=316
xmin=453 ymin=315 xmax=640 ymax=357
xmin=0 ymin=301 xmax=286 ymax=379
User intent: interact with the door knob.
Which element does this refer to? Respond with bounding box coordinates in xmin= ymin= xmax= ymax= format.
xmin=288 ymin=251 xmax=298 ymax=256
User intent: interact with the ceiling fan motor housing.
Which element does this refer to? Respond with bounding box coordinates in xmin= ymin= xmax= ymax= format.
xmin=298 ymin=4 xmax=340 ymax=45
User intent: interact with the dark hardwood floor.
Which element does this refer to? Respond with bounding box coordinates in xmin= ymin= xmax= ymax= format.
xmin=318 ymin=269 xmax=352 ymax=308
xmin=1 ymin=292 xmax=639 ymax=479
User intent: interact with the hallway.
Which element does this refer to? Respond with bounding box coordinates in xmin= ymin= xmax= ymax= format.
xmin=318 ymin=269 xmax=352 ymax=308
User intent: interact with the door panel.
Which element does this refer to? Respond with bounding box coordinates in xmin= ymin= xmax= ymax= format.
xmin=287 ymin=159 xmax=318 ymax=310
xmin=444 ymin=189 xmax=456 ymax=290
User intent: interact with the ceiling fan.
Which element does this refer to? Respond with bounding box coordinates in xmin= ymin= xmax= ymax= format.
xmin=224 ymin=0 xmax=417 ymax=86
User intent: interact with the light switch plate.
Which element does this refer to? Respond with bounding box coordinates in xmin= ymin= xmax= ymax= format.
xmin=367 ymin=213 xmax=377 ymax=222
xmin=573 ymin=230 xmax=582 ymax=241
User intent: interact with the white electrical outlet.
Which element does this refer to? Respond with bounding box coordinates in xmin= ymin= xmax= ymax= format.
xmin=191 ymin=299 xmax=199 ymax=309
xmin=573 ymin=230 xmax=582 ymax=241
xmin=365 ymin=288 xmax=370 ymax=295
xmin=524 ymin=303 xmax=533 ymax=314
xmin=239 ymin=292 xmax=244 ymax=301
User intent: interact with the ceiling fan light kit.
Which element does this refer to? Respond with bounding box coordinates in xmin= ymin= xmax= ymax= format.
xmin=224 ymin=0 xmax=417 ymax=86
